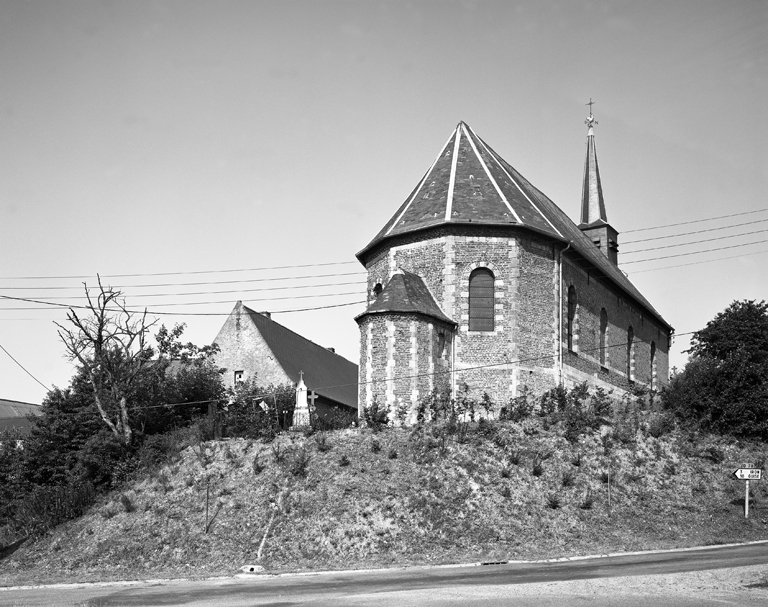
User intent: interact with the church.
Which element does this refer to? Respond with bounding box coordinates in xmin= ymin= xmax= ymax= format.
xmin=354 ymin=113 xmax=673 ymax=418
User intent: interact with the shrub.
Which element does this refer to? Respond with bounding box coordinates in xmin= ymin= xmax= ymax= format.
xmin=252 ymin=456 xmax=264 ymax=475
xmin=289 ymin=448 xmax=311 ymax=478
xmin=508 ymin=450 xmax=522 ymax=466
xmin=370 ymin=439 xmax=381 ymax=453
xmin=532 ymin=462 xmax=544 ymax=477
xmin=271 ymin=443 xmax=286 ymax=464
xmin=500 ymin=466 xmax=511 ymax=479
xmin=502 ymin=387 xmax=534 ymax=422
xmin=119 ymin=494 xmax=135 ymax=513
xmin=699 ymin=445 xmax=725 ymax=464
xmin=562 ymin=470 xmax=575 ymax=488
xmin=313 ymin=407 xmax=357 ymax=431
xmin=546 ymin=493 xmax=561 ymax=509
xmin=12 ymin=482 xmax=96 ymax=537
xmin=388 ymin=448 xmax=398 ymax=460
xmin=314 ymin=433 xmax=332 ymax=453
xmin=580 ymin=490 xmax=594 ymax=510
xmin=362 ymin=400 xmax=389 ymax=432
xmin=339 ymin=454 xmax=350 ymax=467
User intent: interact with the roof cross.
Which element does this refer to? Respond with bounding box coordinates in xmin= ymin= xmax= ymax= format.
xmin=585 ymin=98 xmax=598 ymax=129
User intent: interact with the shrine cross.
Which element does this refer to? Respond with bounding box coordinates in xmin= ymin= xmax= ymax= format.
xmin=308 ymin=391 xmax=318 ymax=407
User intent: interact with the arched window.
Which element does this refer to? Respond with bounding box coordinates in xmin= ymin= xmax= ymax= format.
xmin=567 ymin=286 xmax=577 ymax=352
xmin=627 ymin=326 xmax=634 ymax=381
xmin=469 ymin=268 xmax=495 ymax=332
xmin=650 ymin=341 xmax=657 ymax=390
xmin=599 ymin=308 xmax=608 ymax=366
xmin=372 ymin=283 xmax=383 ymax=299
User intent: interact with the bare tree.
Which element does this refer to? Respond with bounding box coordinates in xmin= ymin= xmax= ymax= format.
xmin=55 ymin=276 xmax=157 ymax=444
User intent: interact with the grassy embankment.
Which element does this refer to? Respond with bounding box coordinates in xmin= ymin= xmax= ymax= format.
xmin=1 ymin=420 xmax=767 ymax=586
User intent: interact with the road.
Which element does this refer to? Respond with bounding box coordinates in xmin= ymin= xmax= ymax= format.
xmin=2 ymin=543 xmax=768 ymax=606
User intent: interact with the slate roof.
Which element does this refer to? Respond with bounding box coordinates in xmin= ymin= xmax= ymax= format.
xmin=234 ymin=303 xmax=358 ymax=409
xmin=580 ymin=124 xmax=608 ymax=226
xmin=0 ymin=398 xmax=41 ymax=432
xmin=355 ymin=270 xmax=456 ymax=326
xmin=357 ymin=122 xmax=671 ymax=330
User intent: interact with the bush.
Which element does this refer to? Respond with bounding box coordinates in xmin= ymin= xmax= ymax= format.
xmin=546 ymin=493 xmax=561 ymax=509
xmin=289 ymin=448 xmax=311 ymax=478
xmin=313 ymin=407 xmax=356 ymax=431
xmin=388 ymin=448 xmax=398 ymax=460
xmin=12 ymin=482 xmax=96 ymax=537
xmin=314 ymin=433 xmax=332 ymax=453
xmin=561 ymin=470 xmax=575 ymax=488
xmin=362 ymin=400 xmax=389 ymax=432
xmin=339 ymin=454 xmax=350 ymax=467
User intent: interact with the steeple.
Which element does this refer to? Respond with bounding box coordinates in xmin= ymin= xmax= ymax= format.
xmin=578 ymin=100 xmax=619 ymax=265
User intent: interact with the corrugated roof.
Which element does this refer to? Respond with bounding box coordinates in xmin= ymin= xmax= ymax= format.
xmin=236 ymin=303 xmax=359 ymax=409
xmin=356 ymin=270 xmax=456 ymax=326
xmin=357 ymin=122 xmax=671 ymax=330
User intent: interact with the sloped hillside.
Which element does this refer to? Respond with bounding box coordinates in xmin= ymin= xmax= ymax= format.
xmin=2 ymin=422 xmax=767 ymax=584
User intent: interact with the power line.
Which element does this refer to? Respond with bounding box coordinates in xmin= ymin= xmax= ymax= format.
xmin=0 ymin=342 xmax=51 ymax=392
xmin=622 ymin=217 xmax=768 ymax=245
xmin=622 ymin=237 xmax=768 ymax=265
xmin=622 ymin=227 xmax=768 ymax=255
xmin=630 ymin=248 xmax=768 ymax=274
xmin=622 ymin=208 xmax=768 ymax=234
xmin=0 ymin=260 xmax=361 ymax=281
xmin=0 ymin=272 xmax=367 ymax=291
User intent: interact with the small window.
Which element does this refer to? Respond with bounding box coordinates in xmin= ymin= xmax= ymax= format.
xmin=437 ymin=332 xmax=446 ymax=357
xmin=234 ymin=370 xmax=244 ymax=385
xmin=567 ymin=286 xmax=577 ymax=352
xmin=373 ymin=283 xmax=383 ymax=298
xmin=599 ymin=308 xmax=608 ymax=366
xmin=469 ymin=268 xmax=495 ymax=332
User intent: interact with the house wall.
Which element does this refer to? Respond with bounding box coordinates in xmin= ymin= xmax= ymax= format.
xmin=212 ymin=308 xmax=291 ymax=391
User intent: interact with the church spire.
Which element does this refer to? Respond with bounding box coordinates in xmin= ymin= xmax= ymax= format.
xmin=580 ymin=99 xmax=607 ymax=225
xmin=578 ymin=100 xmax=619 ymax=265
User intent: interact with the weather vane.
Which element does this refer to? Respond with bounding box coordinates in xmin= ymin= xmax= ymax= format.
xmin=585 ymin=98 xmax=597 ymax=128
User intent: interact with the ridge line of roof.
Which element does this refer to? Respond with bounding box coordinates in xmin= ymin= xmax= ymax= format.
xmin=240 ymin=304 xmax=353 ymax=362
xmin=384 ymin=129 xmax=456 ymax=239
xmin=444 ymin=125 xmax=462 ymax=222
xmin=470 ymin=125 xmax=564 ymax=238
xmin=461 ymin=123 xmax=522 ymax=223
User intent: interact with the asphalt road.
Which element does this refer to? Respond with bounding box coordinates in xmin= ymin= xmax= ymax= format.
xmin=2 ymin=542 xmax=768 ymax=606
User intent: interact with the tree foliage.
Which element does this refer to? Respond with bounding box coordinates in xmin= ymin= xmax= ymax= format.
xmin=663 ymin=299 xmax=768 ymax=439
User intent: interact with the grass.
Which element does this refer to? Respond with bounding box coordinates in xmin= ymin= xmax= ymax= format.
xmin=2 ymin=422 xmax=768 ymax=586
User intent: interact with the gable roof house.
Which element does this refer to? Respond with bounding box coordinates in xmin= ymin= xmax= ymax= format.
xmin=355 ymin=116 xmax=672 ymax=419
xmin=212 ymin=301 xmax=358 ymax=418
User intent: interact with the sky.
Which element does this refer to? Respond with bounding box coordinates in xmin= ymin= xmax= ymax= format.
xmin=1 ymin=0 xmax=766 ymax=405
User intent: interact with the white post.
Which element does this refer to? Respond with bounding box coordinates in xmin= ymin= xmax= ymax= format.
xmin=745 ymin=480 xmax=750 ymax=519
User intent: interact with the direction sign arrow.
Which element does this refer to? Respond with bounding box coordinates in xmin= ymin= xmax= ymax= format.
xmin=733 ymin=468 xmax=762 ymax=480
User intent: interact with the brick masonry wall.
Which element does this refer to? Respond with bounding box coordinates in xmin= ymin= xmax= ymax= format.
xmin=357 ymin=312 xmax=453 ymax=420
xmin=212 ymin=308 xmax=291 ymax=391
xmin=358 ymin=225 xmax=671 ymax=416
xmin=561 ymin=256 xmax=670 ymax=392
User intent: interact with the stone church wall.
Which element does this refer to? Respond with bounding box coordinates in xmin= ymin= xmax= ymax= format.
xmin=357 ymin=312 xmax=453 ymax=419
xmin=359 ymin=228 xmax=670 ymax=418
xmin=561 ymin=257 xmax=669 ymax=393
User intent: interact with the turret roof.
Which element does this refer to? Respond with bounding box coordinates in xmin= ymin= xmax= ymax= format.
xmin=355 ymin=270 xmax=456 ymax=326
xmin=357 ymin=122 xmax=671 ymax=330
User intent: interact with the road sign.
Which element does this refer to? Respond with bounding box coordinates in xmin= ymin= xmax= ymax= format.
xmin=733 ymin=468 xmax=762 ymax=480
